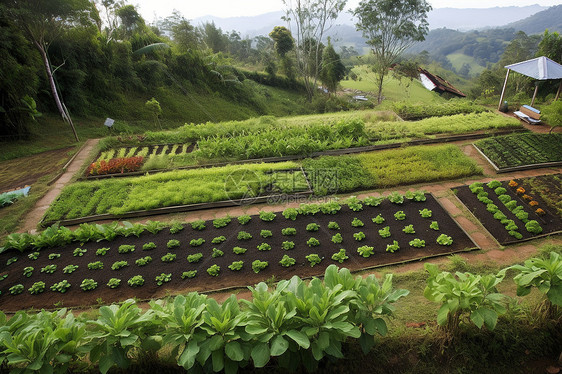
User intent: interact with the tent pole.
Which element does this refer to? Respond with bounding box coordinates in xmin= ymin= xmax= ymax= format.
xmin=555 ymin=80 xmax=562 ymax=101
xmin=498 ymin=69 xmax=510 ymax=111
xmin=531 ymin=84 xmax=539 ymax=107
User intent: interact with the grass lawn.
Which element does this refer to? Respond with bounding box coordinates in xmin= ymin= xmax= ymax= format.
xmin=341 ymin=65 xmax=445 ymax=106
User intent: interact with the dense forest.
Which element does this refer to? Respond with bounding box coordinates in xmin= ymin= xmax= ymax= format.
xmin=1 ymin=0 xmax=343 ymax=140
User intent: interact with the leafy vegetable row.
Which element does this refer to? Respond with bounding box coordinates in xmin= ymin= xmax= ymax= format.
xmin=3 ymin=192 xmax=430 ymax=253
xmin=1 ymin=250 xmax=560 ymax=373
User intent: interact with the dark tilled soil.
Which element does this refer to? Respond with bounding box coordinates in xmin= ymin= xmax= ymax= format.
xmin=455 ymin=178 xmax=562 ymax=245
xmin=0 ymin=195 xmax=476 ymax=310
xmin=0 ymin=147 xmax=73 ymax=192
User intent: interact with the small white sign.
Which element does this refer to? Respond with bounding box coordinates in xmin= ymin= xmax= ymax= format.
xmin=104 ymin=118 xmax=115 ymax=128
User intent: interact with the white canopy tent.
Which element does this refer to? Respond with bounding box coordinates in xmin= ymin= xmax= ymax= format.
xmin=498 ymin=56 xmax=562 ymax=110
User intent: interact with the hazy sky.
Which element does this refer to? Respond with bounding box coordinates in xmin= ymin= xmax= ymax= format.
xmin=133 ymin=0 xmax=562 ymax=21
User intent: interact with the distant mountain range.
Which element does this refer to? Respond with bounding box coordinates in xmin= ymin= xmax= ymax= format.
xmin=192 ymin=5 xmax=562 ymax=78
xmin=192 ymin=5 xmax=551 ymax=38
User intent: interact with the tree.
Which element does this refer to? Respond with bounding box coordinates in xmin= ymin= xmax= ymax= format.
xmin=282 ymin=0 xmax=347 ymax=100
xmin=145 ymin=97 xmax=162 ymax=129
xmin=319 ymin=39 xmax=346 ymax=93
xmin=200 ymin=22 xmax=227 ymax=53
xmin=3 ymin=0 xmax=99 ymax=141
xmin=159 ymin=10 xmax=200 ymax=51
xmin=536 ymin=30 xmax=562 ymax=63
xmin=354 ymin=0 xmax=431 ymax=103
xmin=269 ymin=26 xmax=296 ymax=79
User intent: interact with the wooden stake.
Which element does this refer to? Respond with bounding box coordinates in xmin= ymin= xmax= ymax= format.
xmin=498 ymin=69 xmax=510 ymax=111
xmin=555 ymin=80 xmax=562 ymax=101
xmin=531 ymin=84 xmax=539 ymax=107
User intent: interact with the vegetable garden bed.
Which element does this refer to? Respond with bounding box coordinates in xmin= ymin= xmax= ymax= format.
xmin=87 ymin=112 xmax=522 ymax=178
xmin=96 ymin=143 xmax=196 ymax=162
xmin=454 ymin=175 xmax=562 ymax=245
xmin=42 ymin=164 xmax=312 ymax=226
xmin=473 ymin=134 xmax=562 ymax=173
xmin=0 ymin=193 xmax=476 ymax=310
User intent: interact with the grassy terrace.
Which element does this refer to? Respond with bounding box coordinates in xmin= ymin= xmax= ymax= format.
xmin=44 ymin=162 xmax=306 ymax=221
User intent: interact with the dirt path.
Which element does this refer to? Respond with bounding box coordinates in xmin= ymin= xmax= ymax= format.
xmin=20 ymin=139 xmax=99 ymax=233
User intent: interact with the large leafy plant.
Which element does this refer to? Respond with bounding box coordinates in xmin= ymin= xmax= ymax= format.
xmin=506 ymin=251 xmax=562 ymax=320
xmin=424 ymin=263 xmax=507 ymax=335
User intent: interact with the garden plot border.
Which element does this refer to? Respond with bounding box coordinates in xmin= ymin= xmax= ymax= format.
xmin=472 ymin=144 xmax=562 ymax=174
xmin=41 ymin=168 xmax=314 ymax=227
xmin=453 ymin=179 xmax=562 ymax=246
xmin=83 ymin=129 xmax=527 ymax=180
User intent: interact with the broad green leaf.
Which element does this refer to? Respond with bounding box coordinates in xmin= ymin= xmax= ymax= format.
xmin=178 ymin=340 xmax=199 ymax=369
xmin=250 ymin=342 xmax=270 ymax=368
xmin=470 ymin=309 xmax=484 ymax=329
xmin=518 ymin=270 xmax=547 ymax=286
xmin=372 ymin=318 xmax=388 ymax=336
xmin=547 ymin=282 xmax=562 ymax=306
xmin=270 ymin=335 xmax=289 ymax=356
xmin=436 ymin=304 xmax=449 ymax=326
xmin=245 ymin=325 xmax=268 ymax=335
xmin=285 ymin=329 xmax=310 ymax=349
xmin=225 ymin=341 xmax=244 ymax=362
xmin=99 ymin=355 xmax=114 ymax=374
xmin=212 ymin=349 xmax=224 ymax=372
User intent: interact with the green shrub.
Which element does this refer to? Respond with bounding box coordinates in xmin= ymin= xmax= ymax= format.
xmin=161 ymin=253 xmax=177 ymax=262
xmin=327 ymin=221 xmax=340 ymax=230
xmin=118 ymin=244 xmax=135 ymax=254
xmin=212 ymin=248 xmax=224 ymax=258
xmin=238 ymin=231 xmax=252 ymax=240
xmin=181 ymin=270 xmax=197 ymax=279
xmin=213 ymin=217 xmax=231 ymax=228
xmin=307 ymin=237 xmax=320 ymax=247
xmin=252 ymin=260 xmax=268 ymax=273
xmin=306 ymin=223 xmax=320 ymax=232
xmin=237 ymin=215 xmax=251 ymax=225
xmin=233 ymin=247 xmax=247 ymax=254
xmin=207 ymin=264 xmax=221 ymax=276
xmin=353 ymin=232 xmax=366 ymax=241
xmin=135 ymin=256 xmax=152 ymax=266
xmin=87 ymin=261 xmax=103 ymax=270
xmin=228 ymin=261 xmax=244 ymax=271
xmin=259 ymin=211 xmax=276 ymax=222
xmin=357 ymin=245 xmax=374 ymax=258
xmin=143 ymin=242 xmax=157 ymax=250
xmin=282 ymin=227 xmax=297 ymax=236
xmin=257 ymin=243 xmax=271 ymax=251
xmin=279 ymin=255 xmax=296 ymax=267
xmin=155 ymin=273 xmax=172 ymax=286
xmin=188 ymin=253 xmax=203 ymax=263
xmin=80 ymin=279 xmax=97 ymax=291
xmin=128 ymin=275 xmax=144 ymax=287
xmin=260 ymin=230 xmax=273 ymax=238
xmin=332 ymin=249 xmax=349 ymax=263
xmin=111 ymin=261 xmax=128 ymax=270
xmin=306 ymin=254 xmax=322 ymax=267
xmin=190 ymin=238 xmax=205 ymax=247
xmin=191 ymin=220 xmax=206 ymax=231
xmin=386 ymin=240 xmax=400 ymax=253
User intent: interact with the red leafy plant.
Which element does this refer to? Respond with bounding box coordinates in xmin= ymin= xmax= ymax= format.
xmin=87 ymin=156 xmax=144 ymax=176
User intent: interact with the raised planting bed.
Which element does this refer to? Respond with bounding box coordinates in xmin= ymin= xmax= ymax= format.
xmin=454 ymin=176 xmax=562 ymax=245
xmin=42 ymin=164 xmax=312 ymax=226
xmin=86 ymin=112 xmax=522 ymax=179
xmin=392 ymin=101 xmax=489 ymax=121
xmin=474 ymin=133 xmax=562 ymax=173
xmin=0 ymin=193 xmax=476 ymax=310
xmin=96 ymin=143 xmax=196 ymax=162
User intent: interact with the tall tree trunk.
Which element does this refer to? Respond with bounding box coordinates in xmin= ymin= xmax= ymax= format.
xmin=33 ymin=40 xmax=79 ymax=142
xmin=376 ymin=70 xmax=386 ymax=104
